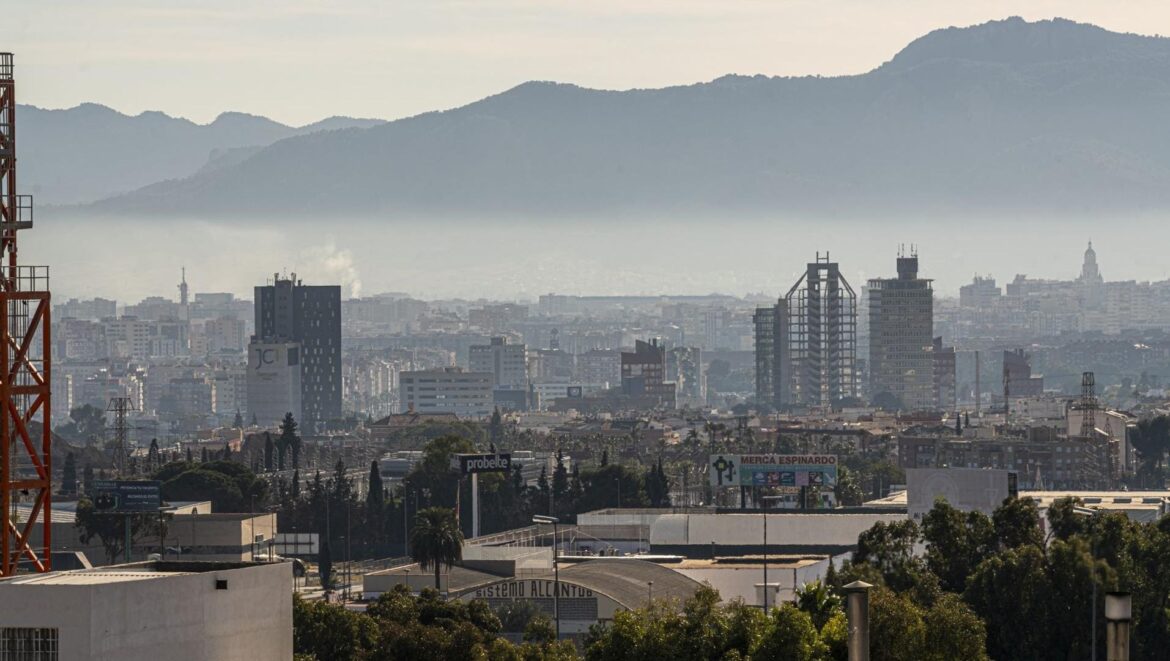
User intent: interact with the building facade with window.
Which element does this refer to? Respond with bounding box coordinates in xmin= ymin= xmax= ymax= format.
xmin=399 ymin=367 xmax=493 ymax=418
xmin=0 ymin=561 xmax=292 ymax=660
xmin=252 ymin=274 xmax=341 ymax=425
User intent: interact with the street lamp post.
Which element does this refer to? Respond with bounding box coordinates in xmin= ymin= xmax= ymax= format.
xmin=763 ymin=510 xmax=768 ymax=613
xmin=534 ymin=515 xmax=561 ymax=640
xmin=1074 ymin=506 xmax=1103 ymax=661
xmin=250 ymin=495 xmax=256 ymax=561
xmin=1105 ymin=592 xmax=1132 ymax=661
xmin=339 ymin=535 xmax=347 ymax=602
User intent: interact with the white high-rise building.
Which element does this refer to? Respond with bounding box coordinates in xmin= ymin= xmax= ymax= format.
xmin=469 ymin=337 xmax=528 ymax=388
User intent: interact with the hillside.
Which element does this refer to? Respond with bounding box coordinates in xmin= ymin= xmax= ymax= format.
xmin=80 ymin=17 xmax=1170 ymax=217
xmin=18 ymin=104 xmax=383 ymax=205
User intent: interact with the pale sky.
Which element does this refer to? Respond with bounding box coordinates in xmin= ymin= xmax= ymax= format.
xmin=5 ymin=1 xmax=1170 ymax=126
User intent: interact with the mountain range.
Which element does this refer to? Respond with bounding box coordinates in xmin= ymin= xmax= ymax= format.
xmin=32 ymin=17 xmax=1170 ymax=217
xmin=18 ymin=105 xmax=383 ymax=205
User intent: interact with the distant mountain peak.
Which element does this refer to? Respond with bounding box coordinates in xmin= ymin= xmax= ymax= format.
xmin=881 ymin=16 xmax=1170 ymax=71
xmin=31 ymin=17 xmax=1170 ymax=216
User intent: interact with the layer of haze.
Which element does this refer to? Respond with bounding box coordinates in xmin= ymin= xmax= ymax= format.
xmin=7 ymin=1 xmax=1170 ymax=125
xmin=9 ymin=4 xmax=1170 ymax=302
xmin=26 ymin=217 xmax=1164 ymax=303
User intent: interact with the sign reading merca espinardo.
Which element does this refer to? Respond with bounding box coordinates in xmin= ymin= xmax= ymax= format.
xmin=708 ymin=454 xmax=837 ymax=489
xmin=450 ymin=453 xmax=512 ymax=475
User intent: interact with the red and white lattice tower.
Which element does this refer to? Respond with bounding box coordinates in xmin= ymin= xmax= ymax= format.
xmin=0 ymin=52 xmax=53 ymax=576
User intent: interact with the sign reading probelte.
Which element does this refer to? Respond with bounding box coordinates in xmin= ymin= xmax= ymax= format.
xmin=450 ymin=453 xmax=512 ymax=475
xmin=709 ymin=454 xmax=837 ymax=489
xmin=92 ymin=480 xmax=162 ymax=512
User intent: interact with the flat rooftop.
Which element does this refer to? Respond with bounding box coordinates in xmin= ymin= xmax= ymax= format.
xmin=870 ymin=490 xmax=1170 ymax=508
xmin=674 ymin=555 xmax=827 ymax=570
xmin=0 ymin=561 xmax=259 ymax=586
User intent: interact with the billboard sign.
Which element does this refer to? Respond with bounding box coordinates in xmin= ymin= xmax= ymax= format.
xmin=273 ymin=532 xmax=320 ymax=556
xmin=906 ymin=468 xmax=1016 ymax=520
xmin=709 ymin=454 xmax=837 ymax=489
xmin=450 ymin=453 xmax=512 ymax=476
xmin=93 ymin=480 xmax=162 ymax=512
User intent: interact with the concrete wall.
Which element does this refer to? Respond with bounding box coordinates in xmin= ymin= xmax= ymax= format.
xmin=461 ymin=546 xmax=553 ymax=574
xmin=649 ymin=513 xmax=905 ymax=550
xmin=168 ymin=513 xmax=279 ymax=551
xmin=364 ymin=568 xmax=450 ymax=597
xmin=0 ymin=562 xmax=292 ymax=661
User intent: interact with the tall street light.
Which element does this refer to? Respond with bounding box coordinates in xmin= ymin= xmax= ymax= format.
xmin=533 ymin=515 xmax=561 ymax=640
xmin=1074 ymin=505 xmax=1103 ymax=661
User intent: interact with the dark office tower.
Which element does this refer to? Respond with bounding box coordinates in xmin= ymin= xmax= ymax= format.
xmin=867 ymin=252 xmax=934 ymax=411
xmin=785 ymin=254 xmax=858 ymax=408
xmin=753 ymin=299 xmax=789 ymax=409
xmin=254 ymin=273 xmax=342 ymax=426
xmin=932 ymin=337 xmax=957 ymax=411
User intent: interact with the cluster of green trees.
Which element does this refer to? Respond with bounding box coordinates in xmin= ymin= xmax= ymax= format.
xmin=54 ymin=404 xmax=107 ymax=444
xmin=258 ymin=413 xmax=304 ymax=471
xmin=839 ymin=496 xmax=1170 ymax=660
xmin=293 ymin=587 xmax=575 ymax=661
xmin=581 ymin=579 xmax=986 ymax=661
xmin=292 ymin=580 xmax=980 ymax=661
xmin=396 ymin=435 xmax=669 ymax=537
xmin=155 ymin=459 xmax=269 ymax=511
xmin=294 ymin=493 xmax=1170 ymax=660
xmin=584 ymin=584 xmax=843 ymax=661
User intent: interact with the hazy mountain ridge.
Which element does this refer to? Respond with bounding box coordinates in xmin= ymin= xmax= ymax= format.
xmin=19 ymin=104 xmax=385 ymax=205
xmin=79 ymin=17 xmax=1170 ymax=216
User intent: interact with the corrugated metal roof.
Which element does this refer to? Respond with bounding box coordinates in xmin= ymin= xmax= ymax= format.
xmin=558 ymin=559 xmax=702 ymax=608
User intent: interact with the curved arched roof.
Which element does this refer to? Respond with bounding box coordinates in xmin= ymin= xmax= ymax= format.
xmin=557 ymin=559 xmax=702 ymax=609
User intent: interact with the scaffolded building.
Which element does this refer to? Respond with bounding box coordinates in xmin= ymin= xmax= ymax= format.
xmin=787 ymin=254 xmax=858 ymax=408
xmin=754 ymin=253 xmax=858 ymax=410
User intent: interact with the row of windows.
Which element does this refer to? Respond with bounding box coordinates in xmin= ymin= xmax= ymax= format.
xmin=1 ymin=628 xmax=58 ymax=661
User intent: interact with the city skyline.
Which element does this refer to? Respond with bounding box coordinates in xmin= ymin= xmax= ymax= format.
xmin=5 ymin=3 xmax=1170 ymax=657
xmin=41 ymin=232 xmax=1151 ymax=305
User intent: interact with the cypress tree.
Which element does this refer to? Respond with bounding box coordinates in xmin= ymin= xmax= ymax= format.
xmin=366 ymin=461 xmax=385 ymax=549
xmin=552 ymin=449 xmax=569 ymax=500
xmin=318 ymin=539 xmax=333 ymax=591
xmin=264 ymin=433 xmax=275 ymax=472
xmin=61 ymin=452 xmax=78 ymax=495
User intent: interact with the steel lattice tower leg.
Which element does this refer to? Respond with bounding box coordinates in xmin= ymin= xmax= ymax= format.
xmin=0 ymin=53 xmax=52 ymax=576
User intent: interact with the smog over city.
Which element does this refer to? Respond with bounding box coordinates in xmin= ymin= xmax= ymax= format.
xmin=4 ymin=3 xmax=1170 ymax=660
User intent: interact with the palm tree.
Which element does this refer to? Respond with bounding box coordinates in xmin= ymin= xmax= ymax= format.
xmin=410 ymin=507 xmax=464 ymax=591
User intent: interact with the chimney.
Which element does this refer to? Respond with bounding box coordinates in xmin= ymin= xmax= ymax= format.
xmin=844 ymin=580 xmax=872 ymax=661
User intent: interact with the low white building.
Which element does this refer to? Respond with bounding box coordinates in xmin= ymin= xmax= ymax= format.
xmin=399 ymin=367 xmax=493 ymax=417
xmin=0 ymin=561 xmax=292 ymax=661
